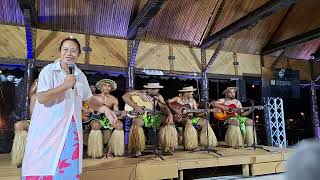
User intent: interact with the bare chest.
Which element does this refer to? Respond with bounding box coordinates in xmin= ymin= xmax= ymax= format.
xmin=97 ymin=96 xmax=116 ymax=109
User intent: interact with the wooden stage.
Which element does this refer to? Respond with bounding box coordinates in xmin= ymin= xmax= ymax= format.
xmin=0 ymin=146 xmax=290 ymax=180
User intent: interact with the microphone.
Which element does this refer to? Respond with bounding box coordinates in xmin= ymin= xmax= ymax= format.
xmin=68 ymin=63 xmax=75 ymax=89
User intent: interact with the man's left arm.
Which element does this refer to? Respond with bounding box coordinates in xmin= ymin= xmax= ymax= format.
xmin=113 ymin=98 xmax=119 ymax=111
xmin=157 ymin=96 xmax=173 ymax=124
xmin=238 ymin=101 xmax=253 ymax=117
xmin=113 ymin=98 xmax=126 ymax=119
xmin=85 ymin=97 xmax=117 ymax=122
xmin=157 ymin=96 xmax=171 ymax=115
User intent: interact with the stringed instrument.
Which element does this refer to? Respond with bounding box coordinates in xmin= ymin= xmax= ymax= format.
xmin=124 ymin=95 xmax=160 ymax=118
xmin=82 ymin=103 xmax=128 ymax=125
xmin=213 ymin=104 xmax=264 ymax=121
xmin=169 ymin=101 xmax=214 ymax=121
xmin=82 ymin=103 xmax=95 ymax=123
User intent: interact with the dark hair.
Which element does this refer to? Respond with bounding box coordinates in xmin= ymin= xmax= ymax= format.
xmin=59 ymin=37 xmax=81 ymax=54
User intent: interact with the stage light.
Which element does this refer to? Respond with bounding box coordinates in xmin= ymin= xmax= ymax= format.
xmin=300 ymin=112 xmax=304 ymax=116
xmin=7 ymin=75 xmax=15 ymax=82
xmin=252 ymin=85 xmax=255 ymax=88
xmin=0 ymin=74 xmax=22 ymax=86
xmin=0 ymin=75 xmax=7 ymax=82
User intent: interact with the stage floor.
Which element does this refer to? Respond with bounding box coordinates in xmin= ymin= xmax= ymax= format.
xmin=0 ymin=146 xmax=290 ymax=180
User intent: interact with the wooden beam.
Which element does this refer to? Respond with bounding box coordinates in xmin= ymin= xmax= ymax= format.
xmin=35 ymin=31 xmax=58 ymax=58
xmin=242 ymin=164 xmax=250 ymax=177
xmin=271 ymin=49 xmax=286 ymax=69
xmin=198 ymin=0 xmax=226 ymax=45
xmin=84 ymin=35 xmax=91 ymax=64
xmin=205 ymin=38 xmax=224 ymax=72
xmin=129 ymin=28 xmax=143 ymax=66
xmin=310 ymin=81 xmax=320 ymax=138
xmin=178 ymin=170 xmax=183 ymax=180
xmin=263 ymin=5 xmax=294 ymax=50
xmin=261 ymin=27 xmax=320 ymax=55
xmin=200 ymin=49 xmax=208 ymax=101
xmin=0 ymin=57 xmax=128 ymax=74
xmin=0 ymin=58 xmax=26 ymax=66
xmin=134 ymin=68 xmax=202 ymax=79
xmin=311 ymin=61 xmax=320 ymax=81
xmin=169 ymin=46 xmax=175 ymax=72
xmin=17 ymin=0 xmax=38 ymax=26
xmin=200 ymin=0 xmax=296 ymax=49
xmin=127 ymin=0 xmax=166 ymax=39
xmin=0 ymin=58 xmax=260 ymax=81
xmin=233 ymin=52 xmax=239 ymax=75
xmin=18 ymin=0 xmax=38 ymax=118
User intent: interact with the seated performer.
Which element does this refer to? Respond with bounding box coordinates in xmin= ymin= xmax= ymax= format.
xmin=211 ymin=87 xmax=254 ymax=147
xmin=167 ymin=86 xmax=218 ymax=151
xmin=85 ymin=79 xmax=125 ymax=158
xmin=122 ymin=80 xmax=175 ymax=156
xmin=81 ymin=84 xmax=97 ymax=148
xmin=11 ymin=79 xmax=38 ymax=167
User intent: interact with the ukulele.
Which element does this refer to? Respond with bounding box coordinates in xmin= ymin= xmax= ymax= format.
xmin=82 ymin=103 xmax=95 ymax=124
xmin=213 ymin=104 xmax=263 ymax=121
xmin=82 ymin=103 xmax=128 ymax=125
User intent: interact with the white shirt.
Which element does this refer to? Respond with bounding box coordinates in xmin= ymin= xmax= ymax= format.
xmin=22 ymin=60 xmax=92 ymax=176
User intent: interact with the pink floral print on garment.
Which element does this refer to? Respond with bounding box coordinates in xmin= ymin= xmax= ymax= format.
xmin=57 ymin=159 xmax=70 ymax=174
xmin=22 ymin=116 xmax=80 ymax=180
xmin=72 ymin=131 xmax=79 ymax=160
xmin=25 ymin=176 xmax=52 ymax=180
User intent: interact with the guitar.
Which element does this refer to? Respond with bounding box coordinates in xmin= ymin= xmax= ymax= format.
xmin=124 ymin=95 xmax=160 ymax=118
xmin=82 ymin=103 xmax=128 ymax=125
xmin=82 ymin=109 xmax=139 ymax=125
xmin=169 ymin=101 xmax=214 ymax=121
xmin=213 ymin=104 xmax=264 ymax=121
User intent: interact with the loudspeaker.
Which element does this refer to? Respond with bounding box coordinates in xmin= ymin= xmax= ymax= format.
xmin=237 ymin=80 xmax=246 ymax=102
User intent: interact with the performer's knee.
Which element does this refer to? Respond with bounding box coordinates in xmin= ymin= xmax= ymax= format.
xmin=228 ymin=119 xmax=239 ymax=126
xmin=246 ymin=119 xmax=253 ymax=126
xmin=185 ymin=119 xmax=193 ymax=126
xmin=90 ymin=121 xmax=101 ymax=130
xmin=163 ymin=118 xmax=172 ymax=126
xmin=198 ymin=118 xmax=206 ymax=127
xmin=114 ymin=121 xmax=123 ymax=130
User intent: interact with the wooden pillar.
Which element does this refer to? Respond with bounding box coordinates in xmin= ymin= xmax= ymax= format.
xmin=178 ymin=170 xmax=183 ymax=180
xmin=310 ymin=81 xmax=320 ymax=138
xmin=200 ymin=49 xmax=208 ymax=102
xmin=242 ymin=164 xmax=250 ymax=177
xmin=23 ymin=24 xmax=36 ymax=119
